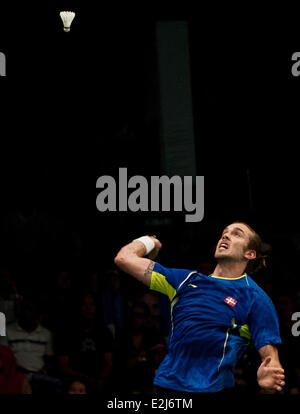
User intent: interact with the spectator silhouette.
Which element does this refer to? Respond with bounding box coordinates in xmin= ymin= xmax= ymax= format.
xmin=41 ymin=270 xmax=75 ymax=333
xmin=56 ymin=292 xmax=113 ymax=393
xmin=100 ymin=269 xmax=126 ymax=341
xmin=2 ymin=298 xmax=54 ymax=376
xmin=117 ymin=301 xmax=166 ymax=393
xmin=67 ymin=378 xmax=87 ymax=394
xmin=0 ymin=268 xmax=22 ymax=324
xmin=0 ymin=297 xmax=60 ymax=393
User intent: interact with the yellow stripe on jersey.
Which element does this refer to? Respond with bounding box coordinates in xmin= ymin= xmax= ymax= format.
xmin=210 ymin=273 xmax=247 ymax=280
xmin=150 ymin=271 xmax=176 ymax=301
xmin=218 ymin=328 xmax=230 ymax=372
xmin=239 ymin=324 xmax=251 ymax=340
xmin=170 ymin=297 xmax=179 ymax=337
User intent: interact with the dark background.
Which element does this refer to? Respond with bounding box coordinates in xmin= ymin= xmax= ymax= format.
xmin=0 ymin=2 xmax=299 ymax=293
xmin=0 ymin=2 xmax=299 ymax=268
xmin=1 ymin=1 xmax=300 ymax=403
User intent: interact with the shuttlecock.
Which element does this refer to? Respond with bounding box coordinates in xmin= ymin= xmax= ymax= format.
xmin=60 ymin=11 xmax=75 ymax=32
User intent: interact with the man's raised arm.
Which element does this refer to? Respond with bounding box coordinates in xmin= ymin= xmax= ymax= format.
xmin=114 ymin=236 xmax=162 ymax=287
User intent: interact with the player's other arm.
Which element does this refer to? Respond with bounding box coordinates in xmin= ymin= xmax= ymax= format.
xmin=257 ymin=344 xmax=285 ymax=392
xmin=114 ymin=236 xmax=162 ymax=287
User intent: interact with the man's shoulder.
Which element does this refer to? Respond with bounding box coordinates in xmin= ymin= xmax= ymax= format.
xmin=245 ymin=274 xmax=272 ymax=300
xmin=153 ymin=262 xmax=198 ymax=285
xmin=151 ymin=263 xmax=198 ymax=298
xmin=36 ymin=324 xmax=53 ymax=338
xmin=153 ymin=262 xmax=195 ymax=275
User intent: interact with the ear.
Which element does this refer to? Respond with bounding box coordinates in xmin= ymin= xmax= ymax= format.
xmin=244 ymin=250 xmax=256 ymax=260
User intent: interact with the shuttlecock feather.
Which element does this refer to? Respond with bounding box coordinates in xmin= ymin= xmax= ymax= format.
xmin=60 ymin=11 xmax=75 ymax=32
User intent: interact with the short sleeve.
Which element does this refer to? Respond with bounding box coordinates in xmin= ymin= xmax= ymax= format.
xmin=150 ymin=262 xmax=194 ymax=301
xmin=248 ymin=290 xmax=282 ymax=350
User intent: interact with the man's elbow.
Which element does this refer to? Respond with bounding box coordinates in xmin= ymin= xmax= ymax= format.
xmin=114 ymin=252 xmax=127 ymax=269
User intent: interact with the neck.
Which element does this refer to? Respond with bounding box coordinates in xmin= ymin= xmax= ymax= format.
xmin=212 ymin=261 xmax=247 ymax=278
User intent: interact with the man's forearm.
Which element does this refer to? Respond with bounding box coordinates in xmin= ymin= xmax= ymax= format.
xmin=116 ymin=240 xmax=148 ymax=261
xmin=114 ymin=238 xmax=158 ymax=287
xmin=258 ymin=344 xmax=282 ymax=368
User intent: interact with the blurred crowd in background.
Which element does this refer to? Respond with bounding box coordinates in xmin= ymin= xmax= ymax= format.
xmin=0 ymin=202 xmax=300 ymax=395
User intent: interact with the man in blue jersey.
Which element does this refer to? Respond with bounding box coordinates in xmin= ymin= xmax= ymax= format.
xmin=114 ymin=222 xmax=285 ymax=393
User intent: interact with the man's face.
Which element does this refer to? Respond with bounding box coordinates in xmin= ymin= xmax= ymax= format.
xmin=68 ymin=381 xmax=87 ymax=394
xmin=214 ymin=223 xmax=255 ymax=263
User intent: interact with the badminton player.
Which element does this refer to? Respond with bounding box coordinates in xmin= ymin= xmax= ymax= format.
xmin=114 ymin=222 xmax=285 ymax=393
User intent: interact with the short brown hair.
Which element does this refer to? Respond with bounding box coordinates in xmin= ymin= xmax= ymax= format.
xmin=233 ymin=222 xmax=267 ymax=275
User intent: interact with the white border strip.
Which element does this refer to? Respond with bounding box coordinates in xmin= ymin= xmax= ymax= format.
xmin=177 ymin=270 xmax=198 ymax=291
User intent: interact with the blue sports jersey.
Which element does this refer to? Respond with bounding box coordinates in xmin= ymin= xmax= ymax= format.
xmin=150 ymin=262 xmax=281 ymax=393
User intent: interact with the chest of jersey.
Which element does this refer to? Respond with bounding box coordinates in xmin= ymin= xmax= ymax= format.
xmin=171 ymin=274 xmax=252 ymax=330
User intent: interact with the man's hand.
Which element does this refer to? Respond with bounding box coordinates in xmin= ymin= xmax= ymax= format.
xmin=257 ymin=356 xmax=285 ymax=392
xmin=147 ymin=236 xmax=162 ymax=260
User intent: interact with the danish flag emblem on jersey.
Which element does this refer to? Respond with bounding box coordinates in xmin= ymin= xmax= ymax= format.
xmin=225 ymin=296 xmax=237 ymax=307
